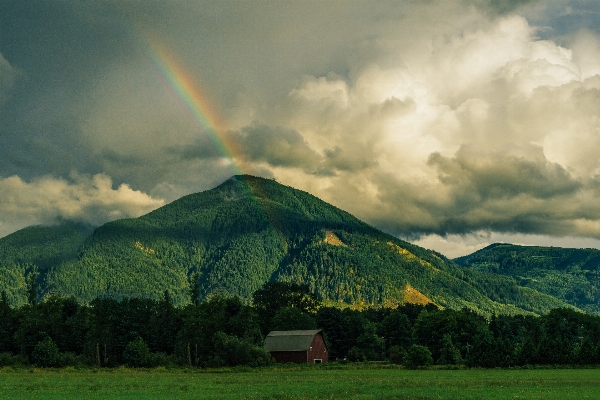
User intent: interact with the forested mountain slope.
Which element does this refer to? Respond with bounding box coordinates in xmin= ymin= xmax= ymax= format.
xmin=0 ymin=175 xmax=574 ymax=315
xmin=455 ymin=243 xmax=600 ymax=313
xmin=0 ymin=222 xmax=93 ymax=303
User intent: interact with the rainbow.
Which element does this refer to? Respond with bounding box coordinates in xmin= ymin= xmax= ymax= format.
xmin=139 ymin=33 xmax=286 ymax=239
xmin=142 ymin=35 xmax=244 ymax=175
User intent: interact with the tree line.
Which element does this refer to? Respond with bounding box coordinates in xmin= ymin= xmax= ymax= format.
xmin=1 ymin=280 xmax=600 ymax=368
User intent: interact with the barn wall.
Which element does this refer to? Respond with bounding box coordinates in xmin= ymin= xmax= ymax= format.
xmin=308 ymin=333 xmax=328 ymax=363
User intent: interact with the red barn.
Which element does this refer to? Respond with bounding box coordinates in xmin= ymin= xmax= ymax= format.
xmin=264 ymin=329 xmax=329 ymax=363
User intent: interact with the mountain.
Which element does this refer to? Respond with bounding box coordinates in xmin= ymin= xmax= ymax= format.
xmin=0 ymin=175 xmax=574 ymax=315
xmin=0 ymin=221 xmax=94 ymax=303
xmin=455 ymin=243 xmax=600 ymax=313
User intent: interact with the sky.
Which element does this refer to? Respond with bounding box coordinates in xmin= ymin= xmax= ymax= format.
xmin=1 ymin=0 xmax=600 ymax=258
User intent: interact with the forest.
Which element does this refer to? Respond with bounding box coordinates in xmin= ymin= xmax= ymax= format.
xmin=1 ymin=281 xmax=600 ymax=369
xmin=455 ymin=243 xmax=600 ymax=313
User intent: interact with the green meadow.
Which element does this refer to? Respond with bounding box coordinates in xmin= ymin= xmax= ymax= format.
xmin=1 ymin=366 xmax=600 ymax=399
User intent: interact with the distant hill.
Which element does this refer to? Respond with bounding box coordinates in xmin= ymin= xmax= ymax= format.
xmin=455 ymin=243 xmax=600 ymax=313
xmin=0 ymin=175 xmax=574 ymax=315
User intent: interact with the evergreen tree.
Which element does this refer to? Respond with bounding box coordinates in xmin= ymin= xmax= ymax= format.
xmin=150 ymin=290 xmax=179 ymax=354
xmin=0 ymin=291 xmax=15 ymax=353
xmin=25 ymin=266 xmax=39 ymax=307
xmin=576 ymin=337 xmax=599 ymax=365
xmin=355 ymin=321 xmax=385 ymax=361
xmin=271 ymin=307 xmax=317 ymax=331
xmin=253 ymin=281 xmax=320 ymax=334
xmin=437 ymin=333 xmax=462 ymax=365
xmin=189 ymin=275 xmax=201 ymax=308
xmin=378 ymin=311 xmax=412 ymax=349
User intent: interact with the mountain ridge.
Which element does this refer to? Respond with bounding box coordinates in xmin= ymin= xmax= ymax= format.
xmin=455 ymin=242 xmax=600 ymax=313
xmin=0 ymin=175 xmax=579 ymax=315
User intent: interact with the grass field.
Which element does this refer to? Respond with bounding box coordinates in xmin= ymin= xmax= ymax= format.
xmin=1 ymin=365 xmax=600 ymax=399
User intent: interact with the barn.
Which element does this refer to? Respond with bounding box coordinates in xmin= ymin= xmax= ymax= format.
xmin=264 ymin=329 xmax=329 ymax=363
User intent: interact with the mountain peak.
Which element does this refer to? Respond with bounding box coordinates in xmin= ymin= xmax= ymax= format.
xmin=0 ymin=177 xmax=578 ymax=315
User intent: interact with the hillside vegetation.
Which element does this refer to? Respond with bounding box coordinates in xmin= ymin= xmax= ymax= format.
xmin=0 ymin=175 xmax=576 ymax=315
xmin=455 ymin=243 xmax=600 ymax=313
xmin=0 ymin=222 xmax=93 ymax=305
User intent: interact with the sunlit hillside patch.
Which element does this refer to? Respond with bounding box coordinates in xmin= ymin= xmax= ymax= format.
xmin=323 ymin=230 xmax=346 ymax=247
xmin=403 ymin=284 xmax=435 ymax=306
xmin=135 ymin=241 xmax=156 ymax=255
xmin=387 ymin=242 xmax=440 ymax=272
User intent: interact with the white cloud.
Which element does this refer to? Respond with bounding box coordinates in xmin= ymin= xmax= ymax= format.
xmin=258 ymin=11 xmax=600 ymax=250
xmin=0 ymin=173 xmax=164 ymax=238
xmin=570 ymin=29 xmax=600 ymax=79
xmin=414 ymin=232 xmax=600 ymax=259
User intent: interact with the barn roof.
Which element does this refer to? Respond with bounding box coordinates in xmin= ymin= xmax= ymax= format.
xmin=264 ymin=329 xmax=323 ymax=352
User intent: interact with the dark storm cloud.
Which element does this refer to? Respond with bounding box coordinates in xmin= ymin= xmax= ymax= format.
xmin=160 ymin=117 xmax=379 ymax=177
xmin=0 ymin=1 xmax=136 ymax=183
xmin=235 ymin=124 xmax=324 ymax=173
xmin=166 ymin=134 xmax=222 ymax=161
xmin=0 ymin=2 xmax=133 ymax=85
xmin=425 ymin=146 xmax=583 ymax=234
xmin=366 ymin=145 xmax=592 ymax=239
xmin=0 ymin=119 xmax=97 ymax=182
xmin=427 ymin=145 xmax=581 ymax=200
xmin=0 ymin=0 xmax=377 ymax=193
xmin=233 ymin=118 xmax=381 ymax=176
xmin=323 ymin=146 xmax=378 ymax=173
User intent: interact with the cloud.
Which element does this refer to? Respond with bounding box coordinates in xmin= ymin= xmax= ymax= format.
xmin=0 ymin=173 xmax=164 ymax=237
xmin=428 ymin=144 xmax=581 ymax=200
xmin=2 ymin=1 xmax=600 ymax=253
xmin=414 ymin=231 xmax=600 ymax=259
xmin=0 ymin=53 xmax=19 ymax=103
xmin=259 ymin=10 xmax=600 ymax=245
xmin=468 ymin=0 xmax=540 ymax=16
xmin=235 ymin=124 xmax=323 ymax=173
xmin=418 ymin=144 xmax=589 ymax=234
xmin=570 ymin=28 xmax=600 ymax=79
xmin=231 ymin=121 xmax=378 ymax=176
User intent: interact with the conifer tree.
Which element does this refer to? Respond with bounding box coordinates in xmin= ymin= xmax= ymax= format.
xmin=437 ymin=333 xmax=462 ymax=365
xmin=25 ymin=266 xmax=39 ymax=307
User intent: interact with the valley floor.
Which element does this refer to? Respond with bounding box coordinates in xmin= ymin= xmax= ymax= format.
xmin=1 ymin=366 xmax=599 ymax=399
